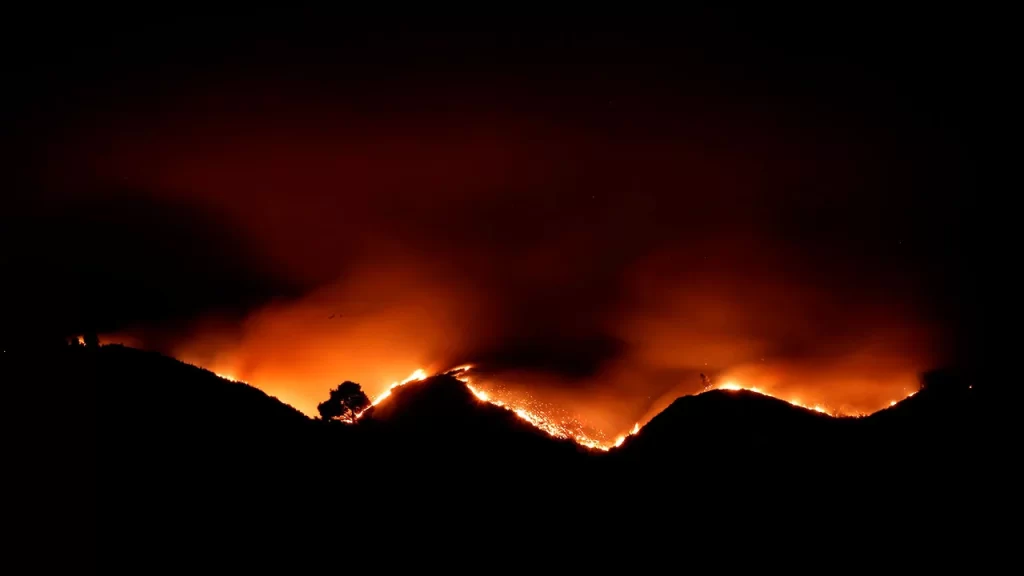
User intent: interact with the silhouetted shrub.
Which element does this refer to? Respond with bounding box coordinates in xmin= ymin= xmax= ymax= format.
xmin=317 ymin=381 xmax=371 ymax=424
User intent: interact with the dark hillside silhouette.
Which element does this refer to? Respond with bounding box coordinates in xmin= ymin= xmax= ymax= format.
xmin=615 ymin=389 xmax=836 ymax=460
xmin=366 ymin=373 xmax=592 ymax=470
xmin=861 ymin=369 xmax=986 ymax=475
xmin=351 ymin=374 xmax=601 ymax=515
xmin=21 ymin=343 xmax=989 ymax=567
xmin=7 ymin=7 xmax=991 ymax=569
xmin=606 ymin=389 xmax=856 ymax=499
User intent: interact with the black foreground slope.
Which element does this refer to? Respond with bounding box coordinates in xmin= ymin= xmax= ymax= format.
xmin=13 ymin=344 xmax=997 ymax=566
xmin=610 ymin=390 xmax=841 ymax=478
xmin=613 ymin=378 xmax=991 ymax=484
xmin=78 ymin=346 xmax=992 ymax=487
xmin=367 ymin=373 xmax=592 ymax=469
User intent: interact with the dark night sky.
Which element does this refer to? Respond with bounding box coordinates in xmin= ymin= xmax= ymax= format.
xmin=4 ymin=8 xmax=983 ymax=428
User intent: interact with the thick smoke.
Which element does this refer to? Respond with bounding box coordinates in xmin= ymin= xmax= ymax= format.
xmin=23 ymin=26 xmax=975 ymax=436
xmin=76 ymin=99 xmax=965 ymax=436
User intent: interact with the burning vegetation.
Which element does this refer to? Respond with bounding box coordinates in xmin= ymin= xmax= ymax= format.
xmin=250 ymin=364 xmax=920 ymax=451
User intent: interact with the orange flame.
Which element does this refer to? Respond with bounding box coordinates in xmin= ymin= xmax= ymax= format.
xmin=710 ymin=380 xmax=913 ymax=417
xmin=370 ymin=368 xmax=428 ymax=406
xmin=452 ymin=366 xmax=621 ymax=450
xmin=351 ymin=368 xmax=429 ymax=420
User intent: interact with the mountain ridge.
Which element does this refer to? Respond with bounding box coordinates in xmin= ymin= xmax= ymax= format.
xmin=24 ymin=342 xmax=988 ymax=566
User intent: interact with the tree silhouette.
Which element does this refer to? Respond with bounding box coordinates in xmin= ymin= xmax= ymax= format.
xmin=317 ymin=381 xmax=372 ymax=423
xmin=83 ymin=331 xmax=100 ymax=348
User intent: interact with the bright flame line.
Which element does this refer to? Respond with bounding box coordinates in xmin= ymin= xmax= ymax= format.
xmin=712 ymin=381 xmax=914 ymax=418
xmin=449 ymin=366 xmax=639 ymax=451
xmin=213 ymin=366 xmax=915 ymax=449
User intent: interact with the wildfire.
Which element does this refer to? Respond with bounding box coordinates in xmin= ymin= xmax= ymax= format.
xmin=370 ymin=368 xmax=428 ymax=406
xmin=427 ymin=366 xmax=637 ymax=451
xmin=359 ymin=366 xmax=919 ymax=447
xmin=709 ymin=380 xmax=914 ymax=417
xmin=208 ymin=363 xmax=916 ymax=451
xmin=349 ymin=368 xmax=430 ymax=420
xmin=716 ymin=380 xmax=831 ymax=414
